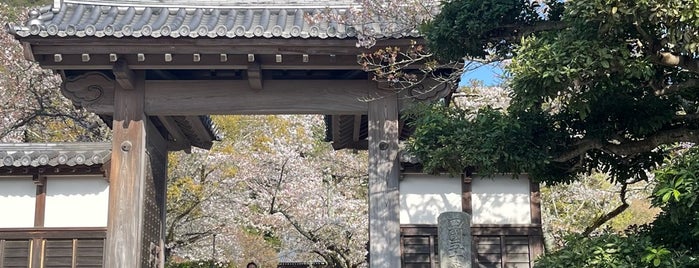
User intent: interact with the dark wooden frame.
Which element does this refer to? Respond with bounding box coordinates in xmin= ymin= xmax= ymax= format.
xmin=0 ymin=227 xmax=107 ymax=268
xmin=399 ymin=174 xmax=544 ymax=268
xmin=0 ymin=169 xmax=109 ymax=230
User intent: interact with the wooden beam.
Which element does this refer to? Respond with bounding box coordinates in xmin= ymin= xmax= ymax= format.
xmin=21 ymin=42 xmax=35 ymax=61
xmin=63 ymin=77 xmax=372 ymax=115
xmin=22 ymin=37 xmax=418 ymax=56
xmin=33 ymin=175 xmax=47 ymax=228
xmin=183 ymin=116 xmax=215 ymax=150
xmin=105 ymin=70 xmax=147 ymax=268
xmin=247 ymin=60 xmax=263 ymax=90
xmin=367 ymin=93 xmax=401 ymax=268
xmin=145 ymin=117 xmax=169 ymax=268
xmin=145 ymin=80 xmax=370 ymax=114
xmin=352 ymin=114 xmax=362 ymax=143
xmin=530 ymin=179 xmax=542 ymax=226
xmin=462 ymin=175 xmax=472 ymax=215
xmin=113 ymin=58 xmax=136 ymax=90
xmin=529 ymin=179 xmax=544 ymax=262
xmin=331 ymin=115 xmax=341 ymax=147
xmin=36 ymin=53 xmax=366 ymax=70
xmin=156 ymin=116 xmax=191 ymax=152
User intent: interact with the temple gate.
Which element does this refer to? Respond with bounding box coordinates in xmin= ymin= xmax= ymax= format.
xmin=9 ymin=0 xmax=455 ymax=267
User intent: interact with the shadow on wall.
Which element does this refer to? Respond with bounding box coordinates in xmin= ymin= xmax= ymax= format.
xmin=399 ymin=174 xmax=462 ymax=225
xmin=471 ymin=176 xmax=531 ymax=225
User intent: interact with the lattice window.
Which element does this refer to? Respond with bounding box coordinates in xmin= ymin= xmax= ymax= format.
xmin=474 ymin=236 xmax=531 ymax=268
xmin=1 ymin=240 xmax=30 ymax=268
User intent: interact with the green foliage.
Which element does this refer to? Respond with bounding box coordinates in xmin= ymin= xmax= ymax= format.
xmin=536 ymin=147 xmax=699 ymax=267
xmin=410 ymin=0 xmax=699 ymax=185
xmin=647 ymin=146 xmax=699 ymax=253
xmin=540 ymin=173 xmax=660 ymax=248
xmin=406 ymin=103 xmax=560 ymax=180
xmin=427 ymin=0 xmax=563 ymax=61
xmin=534 ymin=232 xmax=696 ymax=268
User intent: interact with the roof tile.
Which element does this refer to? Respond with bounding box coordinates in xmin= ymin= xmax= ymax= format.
xmin=0 ymin=143 xmax=111 ymax=168
xmin=9 ymin=2 xmax=419 ymax=39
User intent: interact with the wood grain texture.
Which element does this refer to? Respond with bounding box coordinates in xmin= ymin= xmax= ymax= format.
xmin=462 ymin=175 xmax=472 ymax=215
xmin=400 ymin=225 xmax=541 ymax=268
xmin=113 ymin=59 xmax=136 ymax=90
xmin=63 ymin=79 xmax=372 ymax=115
xmin=145 ymin=121 xmax=168 ymax=268
xmin=33 ymin=175 xmax=47 ymax=228
xmin=145 ymin=79 xmax=371 ymax=114
xmin=528 ymin=181 xmax=543 ymax=266
xmin=368 ymin=93 xmax=401 ymax=267
xmin=104 ymin=71 xmax=147 ymax=268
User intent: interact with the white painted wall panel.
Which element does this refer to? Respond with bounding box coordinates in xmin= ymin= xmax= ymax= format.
xmin=400 ymin=174 xmax=462 ymax=224
xmin=44 ymin=176 xmax=109 ymax=227
xmin=471 ymin=175 xmax=531 ymax=225
xmin=0 ymin=177 xmax=36 ymax=228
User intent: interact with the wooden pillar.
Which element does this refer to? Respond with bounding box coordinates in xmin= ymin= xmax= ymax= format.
xmin=367 ymin=93 xmax=401 ymax=267
xmin=104 ymin=70 xmax=148 ymax=268
xmin=145 ymin=121 xmax=168 ymax=268
xmin=31 ymin=175 xmax=47 ymax=268
xmin=529 ymin=181 xmax=544 ymax=264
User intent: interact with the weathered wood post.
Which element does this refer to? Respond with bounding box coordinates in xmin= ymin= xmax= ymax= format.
xmin=105 ymin=68 xmax=168 ymax=268
xmin=368 ymin=92 xmax=401 ymax=267
xmin=438 ymin=212 xmax=472 ymax=268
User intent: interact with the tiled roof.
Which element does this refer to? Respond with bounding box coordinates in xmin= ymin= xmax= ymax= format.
xmin=8 ymin=1 xmax=419 ymax=39
xmin=0 ymin=143 xmax=111 ymax=168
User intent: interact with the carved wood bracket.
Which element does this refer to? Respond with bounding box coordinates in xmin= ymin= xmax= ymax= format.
xmin=62 ymin=72 xmax=113 ymax=108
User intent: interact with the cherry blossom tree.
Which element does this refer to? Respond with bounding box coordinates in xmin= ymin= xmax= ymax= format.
xmin=166 ymin=115 xmax=368 ymax=268
xmin=0 ymin=3 xmax=109 ymax=142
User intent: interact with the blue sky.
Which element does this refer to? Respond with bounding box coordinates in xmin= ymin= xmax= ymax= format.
xmin=459 ymin=62 xmax=505 ymax=87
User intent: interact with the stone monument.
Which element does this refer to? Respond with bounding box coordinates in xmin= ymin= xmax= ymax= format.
xmin=438 ymin=211 xmax=472 ymax=268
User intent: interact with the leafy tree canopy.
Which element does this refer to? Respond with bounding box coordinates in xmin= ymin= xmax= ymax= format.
xmin=408 ymin=0 xmax=699 ymax=186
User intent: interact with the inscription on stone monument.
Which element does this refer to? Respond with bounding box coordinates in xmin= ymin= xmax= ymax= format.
xmin=438 ymin=212 xmax=472 ymax=268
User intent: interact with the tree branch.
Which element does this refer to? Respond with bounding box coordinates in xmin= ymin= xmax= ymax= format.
xmin=269 ymin=159 xmax=289 ymax=214
xmin=581 ymin=182 xmax=631 ymax=236
xmin=655 ymin=52 xmax=699 ymax=74
xmin=656 ymin=79 xmax=699 ymax=96
xmin=555 ymin=127 xmax=699 ymax=162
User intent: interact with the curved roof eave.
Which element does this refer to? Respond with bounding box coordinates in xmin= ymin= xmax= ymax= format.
xmin=8 ymin=1 xmax=420 ymax=40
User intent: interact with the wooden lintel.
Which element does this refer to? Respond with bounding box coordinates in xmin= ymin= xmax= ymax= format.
xmin=247 ymin=61 xmax=263 ymax=90
xmin=63 ymin=79 xmax=372 ymax=115
xmin=112 ymin=58 xmax=136 ymax=90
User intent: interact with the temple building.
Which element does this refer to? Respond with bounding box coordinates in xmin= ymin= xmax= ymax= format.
xmin=5 ymin=0 xmax=543 ymax=267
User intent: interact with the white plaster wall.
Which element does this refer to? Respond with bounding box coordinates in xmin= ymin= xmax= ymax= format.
xmin=44 ymin=176 xmax=109 ymax=227
xmin=0 ymin=177 xmax=36 ymax=228
xmin=400 ymin=174 xmax=462 ymax=224
xmin=471 ymin=175 xmax=531 ymax=225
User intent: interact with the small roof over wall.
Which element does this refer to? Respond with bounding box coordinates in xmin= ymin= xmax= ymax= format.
xmin=8 ymin=0 xmax=418 ymax=41
xmin=0 ymin=142 xmax=111 ymax=176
